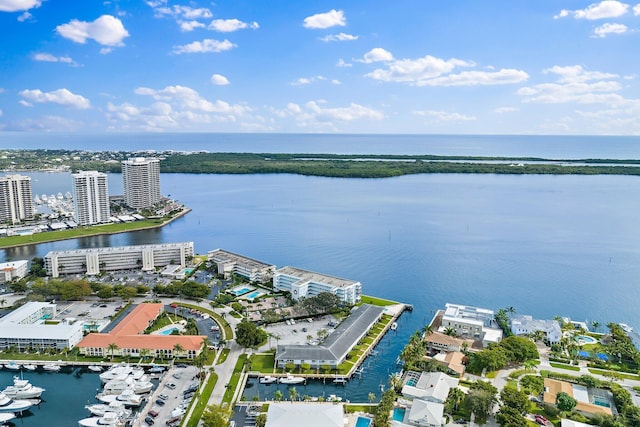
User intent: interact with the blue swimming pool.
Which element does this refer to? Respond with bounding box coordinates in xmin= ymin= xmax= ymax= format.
xmin=393 ymin=408 xmax=406 ymax=422
xmin=228 ymin=286 xmax=252 ymax=296
xmin=575 ymin=335 xmax=597 ymax=345
xmin=355 ymin=416 xmax=372 ymax=427
xmin=160 ymin=327 xmax=179 ymax=335
xmin=244 ymin=290 xmax=265 ymax=300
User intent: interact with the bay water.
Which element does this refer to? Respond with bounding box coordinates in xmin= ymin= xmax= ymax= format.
xmin=2 ymin=133 xmax=640 ymax=406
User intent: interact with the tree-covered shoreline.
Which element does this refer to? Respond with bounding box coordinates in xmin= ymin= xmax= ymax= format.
xmin=3 ymin=149 xmax=640 ymax=178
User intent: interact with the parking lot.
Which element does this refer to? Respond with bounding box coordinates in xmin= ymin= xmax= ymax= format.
xmin=135 ymin=365 xmax=199 ymax=427
xmin=259 ymin=314 xmax=339 ymax=349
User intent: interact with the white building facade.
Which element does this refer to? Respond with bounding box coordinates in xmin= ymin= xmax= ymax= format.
xmin=122 ymin=157 xmax=161 ymax=209
xmin=0 ymin=174 xmax=33 ymax=224
xmin=273 ymin=266 xmax=362 ymax=304
xmin=44 ymin=242 xmax=194 ymax=277
xmin=207 ymin=249 xmax=275 ymax=283
xmin=72 ymin=171 xmax=110 ymax=226
xmin=0 ymin=260 xmax=29 ymax=283
xmin=0 ymin=302 xmax=84 ymax=351
xmin=510 ymin=314 xmax=562 ymax=344
xmin=441 ymin=303 xmax=503 ymax=347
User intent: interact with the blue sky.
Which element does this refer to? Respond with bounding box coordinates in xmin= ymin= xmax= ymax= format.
xmin=1 ymin=0 xmax=639 ymax=134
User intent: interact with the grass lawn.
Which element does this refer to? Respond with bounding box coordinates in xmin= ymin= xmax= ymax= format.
xmin=549 ymin=362 xmax=580 ymax=371
xmin=222 ymin=354 xmax=247 ymax=405
xmin=182 ymin=372 xmax=218 ymax=427
xmin=359 ymin=295 xmax=399 ymax=306
xmin=217 ymin=348 xmax=230 ymax=365
xmin=588 ymin=368 xmax=640 ymax=380
xmin=250 ymin=353 xmax=275 ymax=372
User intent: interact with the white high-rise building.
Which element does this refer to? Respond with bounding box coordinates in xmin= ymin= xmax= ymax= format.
xmin=0 ymin=174 xmax=34 ymax=224
xmin=72 ymin=171 xmax=110 ymax=226
xmin=122 ymin=157 xmax=161 ymax=209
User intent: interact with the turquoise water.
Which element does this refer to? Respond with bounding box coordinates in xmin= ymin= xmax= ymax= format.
xmin=183 ymin=268 xmax=194 ymax=274
xmin=160 ymin=327 xmax=179 ymax=335
xmin=575 ymin=335 xmax=597 ymax=344
xmin=229 ymin=286 xmax=252 ymax=296
xmin=244 ymin=290 xmax=265 ymax=300
xmin=355 ymin=416 xmax=372 ymax=427
xmin=393 ymin=408 xmax=406 ymax=421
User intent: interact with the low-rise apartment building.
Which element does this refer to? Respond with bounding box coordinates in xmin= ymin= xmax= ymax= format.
xmin=274 ymin=266 xmax=362 ymax=304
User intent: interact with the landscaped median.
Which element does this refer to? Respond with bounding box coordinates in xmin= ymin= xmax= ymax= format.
xmin=223 ymin=354 xmax=247 ymax=405
xmin=182 ymin=371 xmax=218 ymax=427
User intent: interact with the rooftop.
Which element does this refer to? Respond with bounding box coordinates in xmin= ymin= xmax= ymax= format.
xmin=208 ymin=248 xmax=274 ymax=270
xmin=276 ymin=266 xmax=359 ymax=289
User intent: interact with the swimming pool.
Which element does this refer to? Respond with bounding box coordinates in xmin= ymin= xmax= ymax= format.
xmin=575 ymin=335 xmax=598 ymax=345
xmin=405 ymin=378 xmax=417 ymax=387
xmin=228 ymin=286 xmax=253 ymax=296
xmin=393 ymin=408 xmax=406 ymax=422
xmin=355 ymin=416 xmax=372 ymax=427
xmin=183 ymin=268 xmax=194 ymax=274
xmin=243 ymin=290 xmax=266 ymax=300
xmin=160 ymin=327 xmax=179 ymax=335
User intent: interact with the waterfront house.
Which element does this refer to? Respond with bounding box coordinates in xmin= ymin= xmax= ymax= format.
xmin=440 ymin=303 xmax=503 ymax=348
xmin=265 ymin=402 xmax=343 ymax=427
xmin=543 ymin=378 xmax=615 ymax=416
xmin=273 ymin=266 xmax=362 ymax=304
xmin=510 ymin=314 xmax=562 ymax=344
xmin=401 ymin=371 xmax=459 ymax=404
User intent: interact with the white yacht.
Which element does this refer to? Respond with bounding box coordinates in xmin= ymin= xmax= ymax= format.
xmin=99 ymin=364 xmax=144 ymax=383
xmin=96 ymin=389 xmax=144 ymax=407
xmin=22 ymin=364 xmax=37 ymax=372
xmin=0 ymin=392 xmax=34 ymax=413
xmin=85 ymin=400 xmax=130 ymax=417
xmin=78 ymin=411 xmax=124 ymax=427
xmin=88 ymin=365 xmax=103 ymax=373
xmin=2 ymin=376 xmax=45 ymax=399
xmin=619 ymin=323 xmax=634 ymax=334
xmin=42 ymin=363 xmax=61 ymax=372
xmin=259 ymin=376 xmax=277 ymax=384
xmin=3 ymin=362 xmax=20 ymax=371
xmin=0 ymin=413 xmax=15 ymax=424
xmin=278 ymin=374 xmax=305 ymax=384
xmin=102 ymin=374 xmax=153 ymax=395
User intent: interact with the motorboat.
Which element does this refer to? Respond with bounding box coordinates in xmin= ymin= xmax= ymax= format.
xmin=391 ymin=322 xmax=398 ymax=331
xmin=85 ymin=401 xmax=130 ymax=417
xmin=99 ymin=364 xmax=143 ymax=383
xmin=0 ymin=392 xmax=34 ymax=413
xmin=3 ymin=362 xmax=20 ymax=371
xmin=332 ymin=377 xmax=348 ymax=385
xmin=103 ymin=375 xmax=153 ymax=395
xmin=22 ymin=364 xmax=37 ymax=372
xmin=259 ymin=376 xmax=277 ymax=384
xmin=327 ymin=394 xmax=343 ymax=402
xmin=0 ymin=413 xmax=15 ymax=424
xmin=88 ymin=365 xmax=103 ymax=373
xmin=2 ymin=376 xmax=45 ymax=399
xmin=43 ymin=363 xmax=61 ymax=372
xmin=278 ymin=374 xmax=305 ymax=384
xmin=148 ymin=365 xmax=164 ymax=373
xmin=96 ymin=389 xmax=144 ymax=407
xmin=78 ymin=411 xmax=124 ymax=427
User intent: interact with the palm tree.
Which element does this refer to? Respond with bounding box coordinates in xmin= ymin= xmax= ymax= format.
xmin=446 ymin=387 xmax=465 ymax=413
xmin=288 ymin=387 xmax=298 ymax=402
xmin=368 ymin=392 xmax=376 ymax=404
xmin=444 ymin=327 xmax=457 ymax=337
xmin=507 ymin=306 xmax=516 ymax=315
xmin=107 ymin=343 xmax=119 ymax=362
xmin=591 ymin=321 xmax=601 ymax=333
xmin=0 ymin=298 xmax=6 ymax=308
xmin=140 ymin=348 xmax=150 ymax=362
xmin=274 ymin=390 xmax=283 ymax=401
xmin=173 ymin=343 xmax=185 ymax=359
xmin=523 ymin=359 xmax=537 ymax=372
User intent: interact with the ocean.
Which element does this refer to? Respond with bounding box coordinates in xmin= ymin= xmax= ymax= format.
xmin=2 ymin=133 xmax=640 ymax=405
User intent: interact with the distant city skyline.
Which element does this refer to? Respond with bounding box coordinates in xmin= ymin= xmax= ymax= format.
xmin=1 ymin=1 xmax=640 ymax=135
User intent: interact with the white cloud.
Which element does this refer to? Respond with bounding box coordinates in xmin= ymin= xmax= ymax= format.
xmin=134 ymin=85 xmax=248 ymax=114
xmin=555 ymin=1 xmax=629 ymax=19
xmin=413 ymin=110 xmax=477 ymax=122
xmin=518 ymin=65 xmax=624 ymax=104
xmin=321 ymin=32 xmax=358 ymax=42
xmin=0 ymin=109 xmax=3 ymax=117
xmin=593 ymin=22 xmax=628 ymax=37
xmin=303 ymin=101 xmax=384 ymax=122
xmin=172 ymin=39 xmax=236 ymax=54
xmin=56 ymin=15 xmax=130 ymax=47
xmin=32 ymin=53 xmax=76 ymax=64
xmin=211 ymin=74 xmax=230 ymax=85
xmin=417 ymin=69 xmax=529 ymax=87
xmin=107 ymin=84 xmax=250 ymax=130
xmin=179 ymin=20 xmax=205 ymax=32
xmin=291 ymin=76 xmax=327 ymax=86
xmin=0 ymin=0 xmax=40 ymax=12
xmin=303 ymin=9 xmax=346 ymax=29
xmin=365 ymin=53 xmax=472 ymax=84
xmin=635 ymin=3 xmax=640 ymax=14
xmin=149 ymin=4 xmax=212 ymax=19
xmin=19 ymin=88 xmax=91 ymax=109
xmin=359 ymin=48 xmax=394 ymax=64
xmin=17 ymin=11 xmax=32 ymax=21
xmin=494 ymin=107 xmax=518 ymax=113
xmin=336 ymin=58 xmax=352 ymax=68
xmin=208 ymin=19 xmax=259 ymax=32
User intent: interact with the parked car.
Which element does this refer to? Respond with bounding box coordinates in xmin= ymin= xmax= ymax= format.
xmin=155 ymin=399 xmax=166 ymax=406
xmin=158 ymin=393 xmax=169 ymax=400
xmin=145 ymin=416 xmax=155 ymax=425
xmin=147 ymin=410 xmax=159 ymax=418
xmin=535 ymin=415 xmax=548 ymax=426
xmin=166 ymin=382 xmax=176 ymax=389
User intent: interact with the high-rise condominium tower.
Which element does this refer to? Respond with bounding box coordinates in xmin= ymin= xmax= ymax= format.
xmin=72 ymin=171 xmax=110 ymax=226
xmin=0 ymin=174 xmax=34 ymax=224
xmin=122 ymin=157 xmax=161 ymax=209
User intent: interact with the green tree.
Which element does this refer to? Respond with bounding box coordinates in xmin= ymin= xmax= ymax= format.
xmin=466 ymin=381 xmax=498 ymax=424
xmin=201 ymin=404 xmax=231 ymax=427
xmin=173 ymin=343 xmax=185 ymax=358
xmin=446 ymin=387 xmax=465 ymax=413
xmin=499 ymin=336 xmax=539 ymax=362
xmin=97 ymin=286 xmax=114 ymax=300
xmin=274 ymin=390 xmax=283 ymax=401
xmin=496 ymin=406 xmax=527 ymax=427
xmin=556 ymin=391 xmax=577 ymax=412
xmin=368 ymin=392 xmax=376 ymax=404
xmin=255 ymin=413 xmax=266 ymax=427
xmin=107 ymin=343 xmax=119 ymax=362
xmin=500 ymin=385 xmax=529 ymax=414
xmin=288 ymin=387 xmax=298 ymax=402
xmin=235 ymin=320 xmax=267 ymax=348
